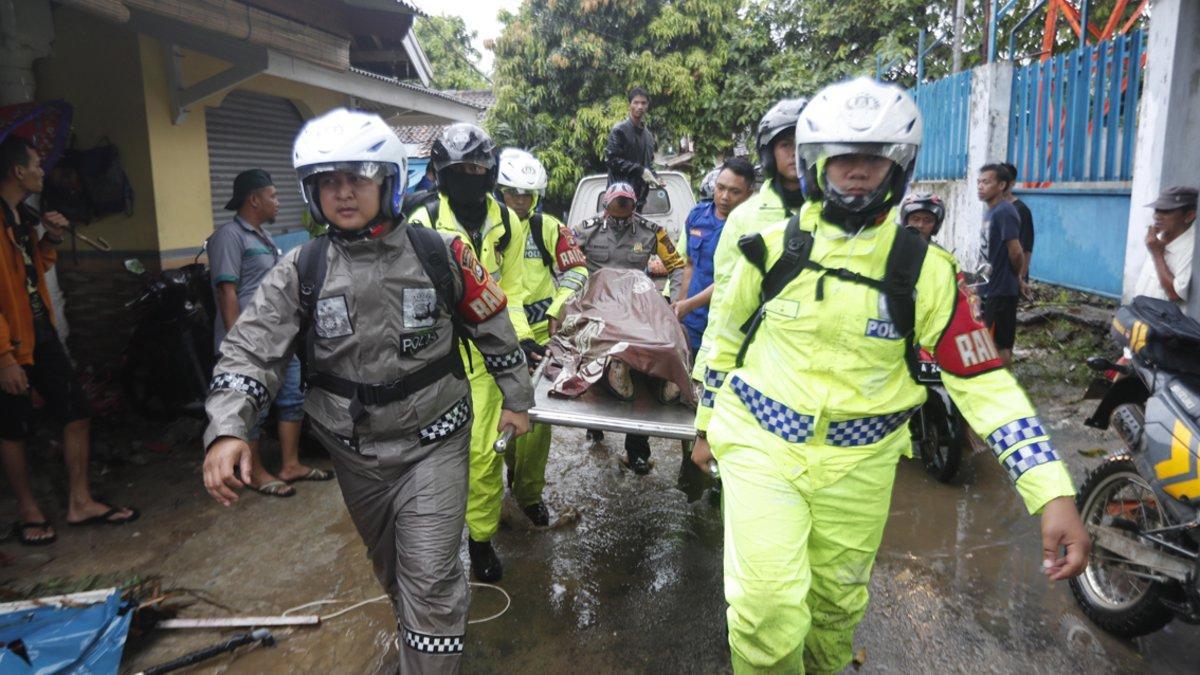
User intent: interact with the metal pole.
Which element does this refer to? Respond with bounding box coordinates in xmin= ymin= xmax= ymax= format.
xmin=917 ymin=29 xmax=926 ymax=82
xmin=876 ymin=53 xmax=883 ymax=80
xmin=1080 ymin=0 xmax=1091 ymax=46
xmin=988 ymin=0 xmax=1000 ymax=63
xmin=953 ymin=0 xmax=966 ymax=72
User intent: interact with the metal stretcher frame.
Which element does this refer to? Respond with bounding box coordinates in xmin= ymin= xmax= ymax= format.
xmin=526 ymin=359 xmax=698 ymax=441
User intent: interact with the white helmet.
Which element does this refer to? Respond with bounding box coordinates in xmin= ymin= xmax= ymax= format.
xmin=496 ymin=148 xmax=548 ymax=194
xmin=795 ymin=77 xmax=923 ymax=227
xmin=292 ymin=108 xmax=408 ymax=228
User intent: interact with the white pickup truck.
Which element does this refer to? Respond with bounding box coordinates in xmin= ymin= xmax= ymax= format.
xmin=564 ymin=171 xmax=696 ymax=244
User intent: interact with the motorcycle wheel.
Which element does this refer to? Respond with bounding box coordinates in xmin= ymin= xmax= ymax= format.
xmin=916 ymin=396 xmax=962 ymax=483
xmin=1068 ymin=456 xmax=1176 ymax=637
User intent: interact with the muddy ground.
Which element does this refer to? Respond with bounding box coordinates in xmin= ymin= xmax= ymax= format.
xmin=2 ymin=296 xmax=1199 ymax=674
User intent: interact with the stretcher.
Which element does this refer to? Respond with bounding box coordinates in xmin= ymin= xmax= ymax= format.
xmin=524 ymin=359 xmax=697 ymax=441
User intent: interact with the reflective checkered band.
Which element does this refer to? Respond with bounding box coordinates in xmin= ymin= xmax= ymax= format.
xmin=524 ymin=297 xmax=554 ymax=325
xmin=730 ymin=376 xmax=814 ymax=443
xmin=826 ymin=408 xmax=918 ymax=447
xmin=700 ymin=388 xmax=716 ymax=409
xmin=418 ymin=397 xmax=471 ymax=445
xmin=559 ymin=270 xmax=587 ymax=291
xmin=403 ymin=628 xmax=464 ymax=654
xmin=209 ymin=372 xmax=269 ymax=411
xmin=1001 ymin=441 xmax=1060 ymax=481
xmin=483 ymin=348 xmax=525 ymax=372
xmin=986 ymin=417 xmax=1048 ymax=457
xmin=704 ymin=368 xmax=727 ymax=389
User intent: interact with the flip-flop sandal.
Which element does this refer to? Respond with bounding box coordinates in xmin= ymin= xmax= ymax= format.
xmin=285 ymin=468 xmax=335 ymax=483
xmin=249 ymin=480 xmax=296 ymax=498
xmin=13 ymin=521 xmax=58 ymax=545
xmin=68 ymin=505 xmax=141 ymax=527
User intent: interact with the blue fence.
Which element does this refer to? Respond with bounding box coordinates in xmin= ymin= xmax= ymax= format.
xmin=1018 ymin=188 xmax=1129 ymax=298
xmin=1008 ymin=31 xmax=1144 ymax=184
xmin=912 ymin=70 xmax=971 ymax=180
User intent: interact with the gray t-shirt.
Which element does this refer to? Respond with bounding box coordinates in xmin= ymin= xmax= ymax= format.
xmin=208 ymin=217 xmax=282 ymax=350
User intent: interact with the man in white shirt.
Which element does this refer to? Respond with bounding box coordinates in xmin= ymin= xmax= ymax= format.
xmin=1133 ymin=186 xmax=1195 ymax=312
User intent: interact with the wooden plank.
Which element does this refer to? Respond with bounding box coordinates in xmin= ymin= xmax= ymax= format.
xmin=125 ymin=0 xmax=350 ymax=71
xmin=158 ymin=615 xmax=321 ymax=629
xmin=56 ymin=0 xmax=130 ymax=22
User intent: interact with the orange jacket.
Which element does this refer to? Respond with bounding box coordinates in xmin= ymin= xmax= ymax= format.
xmin=0 ymin=203 xmax=57 ymax=368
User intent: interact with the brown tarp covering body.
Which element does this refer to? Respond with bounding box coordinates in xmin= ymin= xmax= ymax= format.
xmin=545 ymin=268 xmax=695 ymax=406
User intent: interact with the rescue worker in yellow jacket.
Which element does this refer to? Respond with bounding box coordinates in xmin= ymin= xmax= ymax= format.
xmin=495 ymin=148 xmax=589 ymax=525
xmin=692 ymin=97 xmax=808 ymax=381
xmin=408 ymin=124 xmax=535 ymax=583
xmin=690 ymin=77 xmax=1089 ymax=673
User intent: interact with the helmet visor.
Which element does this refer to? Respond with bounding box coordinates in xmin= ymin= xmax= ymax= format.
xmin=797 ymin=142 xmax=917 ymax=170
xmin=499 ymin=185 xmax=540 ymax=196
xmin=297 ymin=160 xmax=397 ymax=182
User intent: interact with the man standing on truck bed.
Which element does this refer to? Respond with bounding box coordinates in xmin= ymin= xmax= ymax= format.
xmin=606 ymin=86 xmax=660 ymax=210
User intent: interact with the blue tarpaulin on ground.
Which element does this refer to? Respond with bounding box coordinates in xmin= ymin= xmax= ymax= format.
xmin=0 ymin=589 xmax=131 ymax=674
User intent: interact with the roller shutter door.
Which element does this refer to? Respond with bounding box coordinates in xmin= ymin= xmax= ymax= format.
xmin=206 ymin=90 xmax=306 ymax=236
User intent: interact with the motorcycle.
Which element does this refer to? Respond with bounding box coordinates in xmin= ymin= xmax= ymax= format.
xmin=904 ymin=265 xmax=987 ymax=484
xmin=1068 ymin=297 xmax=1200 ymax=637
xmin=120 ymin=254 xmax=215 ymax=419
xmin=908 ymin=348 xmax=968 ymax=482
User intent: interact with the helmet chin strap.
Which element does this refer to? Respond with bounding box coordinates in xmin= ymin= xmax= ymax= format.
xmin=820 ymin=165 xmax=905 ymax=233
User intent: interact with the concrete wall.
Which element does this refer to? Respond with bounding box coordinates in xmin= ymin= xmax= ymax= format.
xmin=34 ymin=6 xmax=160 ymax=256
xmin=1122 ymin=0 xmax=1200 ymax=314
xmin=911 ymin=61 xmax=1011 ymax=272
xmin=140 ymin=40 xmax=346 ymax=262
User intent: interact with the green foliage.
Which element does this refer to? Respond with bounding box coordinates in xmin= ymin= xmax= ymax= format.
xmin=487 ymin=0 xmax=1147 ymax=210
xmin=414 ymin=14 xmax=490 ymax=90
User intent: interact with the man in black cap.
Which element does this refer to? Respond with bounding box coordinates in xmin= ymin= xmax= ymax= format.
xmin=1132 ymin=185 xmax=1196 ymax=311
xmin=208 ymin=169 xmax=332 ymax=497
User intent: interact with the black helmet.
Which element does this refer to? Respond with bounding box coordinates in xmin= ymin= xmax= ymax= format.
xmin=431 ymin=123 xmax=497 ymax=174
xmin=756 ymin=97 xmax=808 ymax=177
xmin=899 ymin=191 xmax=946 ymax=234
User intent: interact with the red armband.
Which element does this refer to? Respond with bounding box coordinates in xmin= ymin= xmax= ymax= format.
xmin=451 ymin=238 xmax=507 ymax=323
xmin=554 ymin=224 xmax=587 ymax=270
xmin=934 ymin=273 xmax=1003 ymax=377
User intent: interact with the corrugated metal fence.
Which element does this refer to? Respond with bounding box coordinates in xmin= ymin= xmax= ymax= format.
xmin=1008 ymin=31 xmax=1144 ymax=184
xmin=912 ymin=70 xmax=971 ymax=181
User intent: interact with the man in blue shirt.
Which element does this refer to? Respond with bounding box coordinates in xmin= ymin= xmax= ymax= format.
xmin=976 ymin=162 xmax=1024 ymax=365
xmin=674 ymin=158 xmax=755 ymax=353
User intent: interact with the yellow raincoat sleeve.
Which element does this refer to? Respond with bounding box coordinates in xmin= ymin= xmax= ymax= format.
xmin=915 ymin=249 xmax=1075 ymax=515
xmin=693 ymin=225 xmax=780 ymax=433
xmin=541 ymin=214 xmax=589 ymax=320
xmin=497 ymin=203 xmax=534 ymax=342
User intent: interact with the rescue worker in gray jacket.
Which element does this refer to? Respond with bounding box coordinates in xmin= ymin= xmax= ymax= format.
xmin=201 ymin=109 xmax=532 ymax=672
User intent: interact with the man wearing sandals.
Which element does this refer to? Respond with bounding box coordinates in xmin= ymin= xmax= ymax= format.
xmin=0 ymin=134 xmax=138 ymax=546
xmin=209 ymin=169 xmax=333 ymax=497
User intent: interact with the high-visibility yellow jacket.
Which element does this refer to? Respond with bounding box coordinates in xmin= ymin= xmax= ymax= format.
xmin=410 ymin=193 xmax=534 ymax=374
xmin=696 ymin=202 xmax=1075 ymax=514
xmin=692 ymin=182 xmax=792 ymax=380
xmin=516 ymin=205 xmax=588 ymax=337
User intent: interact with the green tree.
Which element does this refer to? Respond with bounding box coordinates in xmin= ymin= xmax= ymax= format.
xmin=488 ymin=0 xmax=1144 ymax=209
xmin=414 ymin=14 xmax=490 ymax=90
xmin=489 ymin=0 xmax=749 ymax=209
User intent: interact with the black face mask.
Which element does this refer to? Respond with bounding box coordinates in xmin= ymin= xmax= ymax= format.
xmin=440 ymin=171 xmax=494 ymax=228
xmin=773 ymin=179 xmax=806 ymax=210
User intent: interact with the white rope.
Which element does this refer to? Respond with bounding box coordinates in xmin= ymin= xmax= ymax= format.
xmin=280 ymin=582 xmax=511 ymax=625
xmin=466 ymin=582 xmax=511 ymax=625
